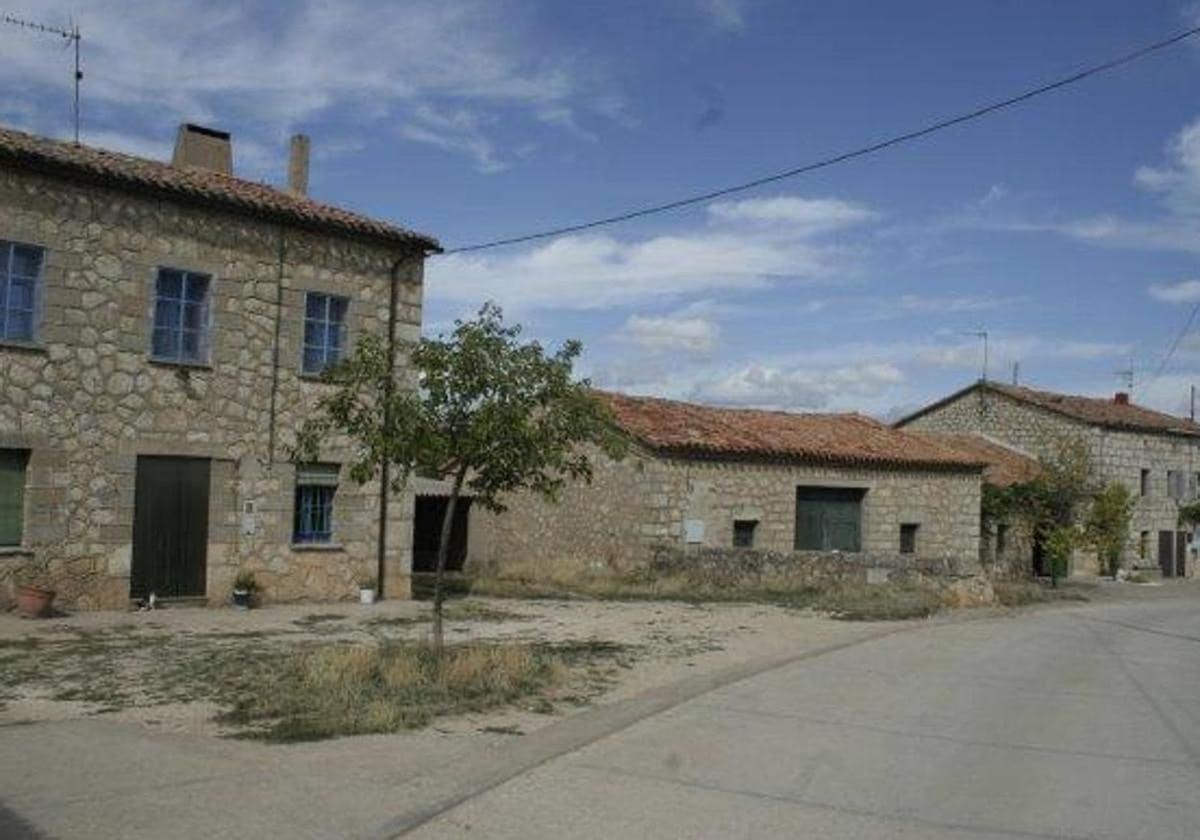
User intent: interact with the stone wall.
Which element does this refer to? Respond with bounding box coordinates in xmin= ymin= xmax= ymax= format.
xmin=0 ymin=165 xmax=424 ymax=608
xmin=903 ymin=387 xmax=1199 ymax=576
xmin=471 ymin=444 xmax=982 ymax=575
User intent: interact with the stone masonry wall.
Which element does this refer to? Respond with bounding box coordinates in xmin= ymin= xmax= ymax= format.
xmin=0 ymin=165 xmax=424 ymax=608
xmin=903 ymin=388 xmax=1200 ymax=576
xmin=471 ymin=444 xmax=982 ymax=575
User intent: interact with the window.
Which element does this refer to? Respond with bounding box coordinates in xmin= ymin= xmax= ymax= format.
xmin=795 ymin=487 xmax=864 ymax=552
xmin=733 ymin=519 xmax=757 ymax=548
xmin=1140 ymin=468 xmax=1150 ymax=497
xmin=1139 ymin=531 xmax=1149 ymax=561
xmin=152 ymin=268 xmax=211 ymax=364
xmin=1 ymin=241 xmax=43 ymax=343
xmin=899 ymin=523 xmax=919 ymax=555
xmin=1168 ymin=470 xmax=1186 ymax=500
xmin=302 ymin=292 xmax=348 ymax=375
xmin=996 ymin=523 xmax=1009 ymax=555
xmin=293 ymin=464 xmax=338 ymax=544
xmin=0 ymin=450 xmax=28 ymax=546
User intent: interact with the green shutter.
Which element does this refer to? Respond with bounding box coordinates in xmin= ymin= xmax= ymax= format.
xmin=0 ymin=450 xmax=28 ymax=546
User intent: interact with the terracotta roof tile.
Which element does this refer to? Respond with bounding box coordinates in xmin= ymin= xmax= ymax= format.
xmin=597 ymin=391 xmax=984 ymax=471
xmin=908 ymin=432 xmax=1041 ymax=488
xmin=984 ymin=383 xmax=1200 ymax=436
xmin=0 ymin=124 xmax=439 ymax=251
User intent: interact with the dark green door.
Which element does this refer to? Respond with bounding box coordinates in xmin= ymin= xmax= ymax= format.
xmin=795 ymin=487 xmax=864 ymax=551
xmin=131 ymin=456 xmax=210 ymax=598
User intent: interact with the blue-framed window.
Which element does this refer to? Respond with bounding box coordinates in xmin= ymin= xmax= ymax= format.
xmin=1 ymin=241 xmax=44 ymax=343
xmin=293 ymin=464 xmax=338 ymax=544
xmin=152 ymin=268 xmax=211 ymax=364
xmin=303 ymin=292 xmax=348 ymax=374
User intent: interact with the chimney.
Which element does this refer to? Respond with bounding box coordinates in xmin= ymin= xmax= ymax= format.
xmin=1114 ymin=392 xmax=1130 ymax=405
xmin=288 ymin=134 xmax=310 ymax=196
xmin=172 ymin=123 xmax=232 ymax=175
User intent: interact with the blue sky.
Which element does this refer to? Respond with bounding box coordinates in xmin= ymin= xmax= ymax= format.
xmin=5 ymin=0 xmax=1200 ymax=419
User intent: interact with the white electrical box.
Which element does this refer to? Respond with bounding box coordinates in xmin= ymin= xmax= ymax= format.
xmin=683 ymin=519 xmax=705 ymax=544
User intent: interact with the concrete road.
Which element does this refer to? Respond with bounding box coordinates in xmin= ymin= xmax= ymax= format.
xmin=2 ymin=591 xmax=1198 ymax=839
xmin=405 ymin=594 xmax=1200 ymax=839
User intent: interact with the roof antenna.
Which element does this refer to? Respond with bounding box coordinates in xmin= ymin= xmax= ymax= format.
xmin=1012 ymin=361 xmax=1020 ymax=386
xmin=1 ymin=13 xmax=83 ymax=144
xmin=1114 ymin=365 xmax=1134 ymax=394
xmin=962 ymin=330 xmax=989 ymax=382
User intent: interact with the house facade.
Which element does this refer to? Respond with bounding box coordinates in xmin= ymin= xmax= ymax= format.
xmin=0 ymin=123 xmax=438 ymax=609
xmin=896 ymin=381 xmax=1200 ymax=577
xmin=470 ymin=392 xmax=985 ymax=580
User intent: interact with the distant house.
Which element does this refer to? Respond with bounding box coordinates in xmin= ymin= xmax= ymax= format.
xmin=470 ymin=392 xmax=986 ymax=579
xmin=896 ymin=381 xmax=1200 ymax=578
xmin=907 ymin=431 xmax=1041 ymax=577
xmin=0 ymin=122 xmax=439 ymax=609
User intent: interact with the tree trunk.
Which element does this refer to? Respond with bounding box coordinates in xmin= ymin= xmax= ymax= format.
xmin=431 ymin=467 xmax=467 ymax=657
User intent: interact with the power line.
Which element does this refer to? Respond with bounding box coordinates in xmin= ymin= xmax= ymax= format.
xmin=1145 ymin=301 xmax=1200 ymax=391
xmin=440 ymin=23 xmax=1200 ymax=256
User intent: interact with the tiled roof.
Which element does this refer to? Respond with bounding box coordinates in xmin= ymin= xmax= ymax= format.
xmin=0 ymin=125 xmax=439 ymax=252
xmin=597 ymin=391 xmax=985 ymax=471
xmin=908 ymin=432 xmax=1041 ymax=488
xmin=897 ymin=381 xmax=1200 ymax=437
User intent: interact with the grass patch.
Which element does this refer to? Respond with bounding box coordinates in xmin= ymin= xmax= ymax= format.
xmin=218 ymin=641 xmax=567 ymax=742
xmin=993 ymin=580 xmax=1091 ymax=607
xmin=467 ymin=560 xmax=946 ymax=621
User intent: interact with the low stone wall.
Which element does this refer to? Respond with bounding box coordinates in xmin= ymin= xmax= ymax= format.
xmin=647 ymin=545 xmax=975 ymax=584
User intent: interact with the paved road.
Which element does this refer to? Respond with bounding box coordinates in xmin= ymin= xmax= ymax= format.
xmin=3 ymin=591 xmax=1198 ymax=839
xmin=406 ymin=594 xmax=1200 ymax=839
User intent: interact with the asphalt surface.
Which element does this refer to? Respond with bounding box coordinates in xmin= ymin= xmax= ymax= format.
xmin=3 ymin=589 xmax=1198 ymax=839
xmin=405 ymin=593 xmax=1200 ymax=839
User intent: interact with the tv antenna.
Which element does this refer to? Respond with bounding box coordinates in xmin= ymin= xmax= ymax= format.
xmin=1 ymin=13 xmax=83 ymax=144
xmin=962 ymin=330 xmax=989 ymax=382
xmin=1114 ymin=364 xmax=1134 ymax=392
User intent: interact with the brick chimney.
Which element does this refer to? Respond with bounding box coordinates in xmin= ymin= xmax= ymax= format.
xmin=287 ymin=134 xmax=310 ymax=196
xmin=171 ymin=123 xmax=232 ymax=175
xmin=1114 ymin=392 xmax=1130 ymax=405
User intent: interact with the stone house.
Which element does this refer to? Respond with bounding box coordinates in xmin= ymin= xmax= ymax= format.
xmin=470 ymin=392 xmax=986 ymax=579
xmin=0 ymin=123 xmax=439 ymax=609
xmin=907 ymin=430 xmax=1042 ymax=577
xmin=895 ymin=381 xmax=1200 ymax=577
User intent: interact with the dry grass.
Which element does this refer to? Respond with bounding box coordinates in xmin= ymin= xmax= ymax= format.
xmin=992 ymin=580 xmax=1092 ymax=607
xmin=466 ymin=558 xmax=946 ymax=621
xmin=219 ymin=641 xmax=568 ymax=742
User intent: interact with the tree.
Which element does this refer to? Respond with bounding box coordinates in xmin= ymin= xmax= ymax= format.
xmin=1083 ymin=482 xmax=1134 ymax=578
xmin=296 ymin=302 xmax=624 ymax=654
xmin=984 ymin=437 xmax=1094 ymax=587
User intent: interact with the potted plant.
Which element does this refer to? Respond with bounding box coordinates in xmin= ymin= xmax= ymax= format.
xmin=232 ymin=570 xmax=259 ymax=610
xmin=357 ymin=575 xmax=377 ymax=605
xmin=15 ymin=582 xmax=56 ymax=619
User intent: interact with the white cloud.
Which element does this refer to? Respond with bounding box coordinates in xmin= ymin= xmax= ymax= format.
xmin=618 ymin=313 xmax=719 ymax=353
xmin=428 ymin=193 xmax=876 ymax=310
xmin=707 ymin=195 xmax=876 ymax=232
xmin=1149 ymin=280 xmax=1200 ymax=303
xmin=893 ymin=294 xmax=1023 ymax=315
xmin=693 ymin=362 xmax=904 ymax=409
xmin=1133 ymin=117 xmax=1200 ymax=213
xmin=694 ymin=0 xmax=750 ymax=31
xmin=0 ymin=0 xmax=608 ymax=174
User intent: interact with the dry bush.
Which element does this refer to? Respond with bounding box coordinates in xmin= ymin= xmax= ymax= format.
xmin=219 ymin=641 xmax=562 ymax=742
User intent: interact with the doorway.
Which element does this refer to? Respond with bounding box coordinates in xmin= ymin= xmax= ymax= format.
xmin=412 ymin=495 xmax=472 ymax=573
xmin=1157 ymin=530 xmax=1188 ymax=578
xmin=131 ymin=456 xmax=211 ymax=599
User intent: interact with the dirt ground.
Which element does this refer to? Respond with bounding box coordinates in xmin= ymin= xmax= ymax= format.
xmin=0 ymin=596 xmax=889 ymax=739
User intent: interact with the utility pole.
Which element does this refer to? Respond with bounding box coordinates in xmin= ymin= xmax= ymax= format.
xmin=1012 ymin=361 xmax=1020 ymax=386
xmin=1191 ymin=384 xmax=1195 ymax=422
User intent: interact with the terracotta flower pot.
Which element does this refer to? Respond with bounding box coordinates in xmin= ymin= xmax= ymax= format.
xmin=16 ymin=584 xmax=56 ymax=619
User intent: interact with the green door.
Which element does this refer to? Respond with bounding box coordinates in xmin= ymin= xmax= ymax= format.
xmin=795 ymin=487 xmax=864 ymax=551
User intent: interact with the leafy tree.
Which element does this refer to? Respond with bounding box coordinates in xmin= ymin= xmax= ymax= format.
xmin=1178 ymin=499 xmax=1200 ymax=529
xmin=296 ymin=303 xmax=624 ymax=654
xmin=983 ymin=437 xmax=1094 ymax=586
xmin=1083 ymin=482 xmax=1134 ymax=578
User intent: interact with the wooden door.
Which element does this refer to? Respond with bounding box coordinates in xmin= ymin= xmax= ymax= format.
xmin=1175 ymin=531 xmax=1187 ymax=578
xmin=131 ymin=456 xmax=210 ymax=598
xmin=1158 ymin=530 xmax=1176 ymax=578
